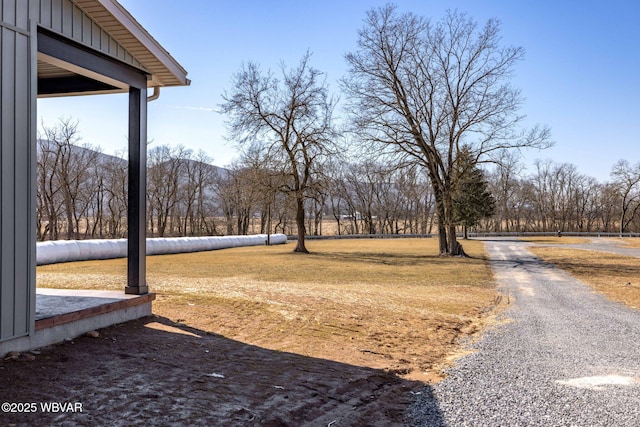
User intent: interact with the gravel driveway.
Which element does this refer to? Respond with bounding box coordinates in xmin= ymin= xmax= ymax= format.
xmin=408 ymin=240 xmax=640 ymax=426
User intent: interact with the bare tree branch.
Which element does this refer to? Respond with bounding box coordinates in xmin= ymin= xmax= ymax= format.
xmin=343 ymin=5 xmax=552 ymax=255
xmin=221 ymin=51 xmax=338 ymax=253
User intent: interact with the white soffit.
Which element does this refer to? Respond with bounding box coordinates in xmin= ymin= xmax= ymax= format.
xmin=74 ymin=0 xmax=190 ymax=88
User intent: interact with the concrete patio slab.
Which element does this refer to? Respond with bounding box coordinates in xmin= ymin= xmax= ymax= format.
xmin=0 ymin=289 xmax=155 ymax=357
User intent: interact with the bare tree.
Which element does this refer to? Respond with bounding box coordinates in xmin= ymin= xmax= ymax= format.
xmin=183 ymin=150 xmax=218 ymax=236
xmin=147 ymin=145 xmax=189 ymax=237
xmin=395 ymin=165 xmax=435 ymax=234
xmin=221 ymin=52 xmax=337 ymax=253
xmin=37 ymin=136 xmax=63 ymax=240
xmin=484 ymin=156 xmax=620 ymax=234
xmin=101 ymin=150 xmax=128 ymax=238
xmin=324 ymin=160 xmax=349 ymax=235
xmin=212 ymin=156 xmax=265 ymax=236
xmin=345 ymin=161 xmax=380 ymax=234
xmin=213 ymin=168 xmax=240 ymax=235
xmin=343 ymin=5 xmax=550 ymax=255
xmin=38 ymin=118 xmax=102 ymax=240
xmin=487 ymin=150 xmax=524 ymax=232
xmin=597 ymin=183 xmax=620 ymax=233
xmin=610 ymin=159 xmax=640 ymax=234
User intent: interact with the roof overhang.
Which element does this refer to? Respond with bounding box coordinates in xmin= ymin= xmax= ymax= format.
xmin=74 ymin=0 xmax=190 ymax=88
xmin=37 ymin=0 xmax=189 ymax=98
xmin=37 ymin=27 xmax=147 ymax=97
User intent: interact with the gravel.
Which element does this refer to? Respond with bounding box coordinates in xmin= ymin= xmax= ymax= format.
xmin=407 ymin=240 xmax=640 ymax=426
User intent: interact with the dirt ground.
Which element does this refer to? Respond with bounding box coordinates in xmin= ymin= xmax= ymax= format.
xmin=1 ymin=315 xmax=429 ymax=426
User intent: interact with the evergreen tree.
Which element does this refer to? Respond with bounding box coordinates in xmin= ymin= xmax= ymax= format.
xmin=453 ymin=148 xmax=496 ymax=239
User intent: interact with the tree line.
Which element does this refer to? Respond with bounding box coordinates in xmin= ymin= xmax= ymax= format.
xmin=36 ymin=118 xmax=438 ymax=240
xmin=36 ymin=118 xmax=640 ymax=242
xmin=487 ymin=154 xmax=640 ymax=234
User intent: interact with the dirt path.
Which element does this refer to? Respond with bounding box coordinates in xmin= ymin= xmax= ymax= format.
xmin=410 ymin=240 xmax=640 ymax=426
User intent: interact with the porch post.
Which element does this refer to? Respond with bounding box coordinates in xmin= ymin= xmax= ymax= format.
xmin=125 ymin=86 xmax=148 ymax=295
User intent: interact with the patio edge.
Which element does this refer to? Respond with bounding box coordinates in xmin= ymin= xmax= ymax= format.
xmin=1 ymin=293 xmax=155 ymax=358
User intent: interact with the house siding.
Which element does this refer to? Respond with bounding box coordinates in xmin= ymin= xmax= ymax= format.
xmin=0 ymin=0 xmax=37 ymax=342
xmin=35 ymin=0 xmax=144 ymax=70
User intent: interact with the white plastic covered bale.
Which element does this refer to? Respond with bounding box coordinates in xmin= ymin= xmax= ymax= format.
xmin=36 ymin=241 xmax=62 ymax=265
xmin=266 ymin=234 xmax=287 ymax=245
xmin=36 ymin=234 xmax=288 ymax=265
xmin=77 ymin=239 xmax=127 ymax=260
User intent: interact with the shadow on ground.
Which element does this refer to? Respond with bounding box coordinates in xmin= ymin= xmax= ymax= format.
xmin=0 ymin=316 xmax=445 ymax=426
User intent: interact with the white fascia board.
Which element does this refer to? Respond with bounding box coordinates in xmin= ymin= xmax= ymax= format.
xmin=98 ymin=0 xmax=190 ymax=86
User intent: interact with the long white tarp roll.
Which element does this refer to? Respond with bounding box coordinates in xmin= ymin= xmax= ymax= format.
xmin=36 ymin=234 xmax=287 ymax=265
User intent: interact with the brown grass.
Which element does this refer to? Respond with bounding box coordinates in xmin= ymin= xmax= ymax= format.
xmin=518 ymin=236 xmax=591 ymax=245
xmin=608 ymin=237 xmax=640 ymax=248
xmin=528 ymin=246 xmax=640 ymax=310
xmin=37 ymin=238 xmax=500 ymax=382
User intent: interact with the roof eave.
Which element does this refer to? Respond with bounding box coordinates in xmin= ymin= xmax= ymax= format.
xmin=94 ymin=0 xmax=190 ymax=87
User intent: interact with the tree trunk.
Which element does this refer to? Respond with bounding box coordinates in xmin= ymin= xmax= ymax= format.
xmin=294 ymin=195 xmax=309 ymax=253
xmin=434 ymin=191 xmax=448 ymax=254
xmin=442 ymin=189 xmax=466 ymax=256
xmin=437 ymin=221 xmax=448 ymax=254
xmin=448 ymin=224 xmax=466 ymax=256
xmin=63 ymin=191 xmax=75 ymax=240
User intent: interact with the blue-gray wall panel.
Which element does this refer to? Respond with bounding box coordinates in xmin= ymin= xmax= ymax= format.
xmin=38 ymin=0 xmax=51 ymax=28
xmin=0 ymin=0 xmax=35 ymax=342
xmin=1 ymin=26 xmax=17 ymax=340
xmin=14 ymin=30 xmax=32 ymax=337
xmin=2 ymin=1 xmax=16 ymax=25
xmin=16 ymin=0 xmax=28 ymax=28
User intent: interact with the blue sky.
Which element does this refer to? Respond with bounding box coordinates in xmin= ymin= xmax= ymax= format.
xmin=38 ymin=0 xmax=640 ymax=182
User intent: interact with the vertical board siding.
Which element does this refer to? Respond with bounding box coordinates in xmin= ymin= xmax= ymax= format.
xmin=0 ymin=0 xmax=33 ymax=341
xmin=1 ymin=0 xmax=4 ymax=340
xmin=0 ymin=0 xmax=2 ymax=339
xmin=14 ymin=27 xmax=32 ymax=337
xmin=81 ymin=12 xmax=90 ymax=43
xmin=71 ymin=5 xmax=82 ymax=40
xmin=37 ymin=0 xmax=144 ymax=71
xmin=61 ymin=0 xmax=72 ymax=38
xmin=1 ymin=22 xmax=17 ymax=340
xmin=16 ymin=1 xmax=28 ymax=29
xmin=91 ymin=17 xmax=100 ymax=48
xmin=38 ymin=0 xmax=51 ymax=27
xmin=2 ymin=1 xmax=16 ymax=26
xmin=50 ymin=0 xmax=61 ymax=32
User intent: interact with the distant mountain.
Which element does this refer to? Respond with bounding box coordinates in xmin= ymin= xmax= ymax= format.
xmin=36 ymin=139 xmax=230 ymax=176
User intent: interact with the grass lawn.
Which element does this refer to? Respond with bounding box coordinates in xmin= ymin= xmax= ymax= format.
xmin=37 ymin=238 xmax=500 ymax=382
xmin=609 ymin=237 xmax=640 ymax=248
xmin=528 ymin=246 xmax=640 ymax=310
xmin=517 ymin=236 xmax=591 ymax=245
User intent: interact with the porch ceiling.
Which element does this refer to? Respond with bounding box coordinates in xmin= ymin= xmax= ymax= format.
xmin=37 ymin=57 xmax=125 ymax=97
xmin=38 ymin=60 xmax=75 ymax=79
